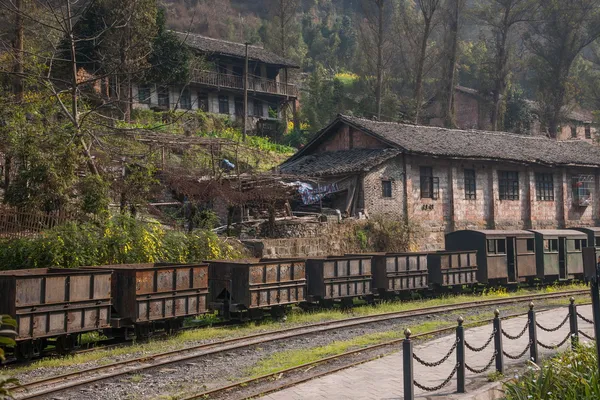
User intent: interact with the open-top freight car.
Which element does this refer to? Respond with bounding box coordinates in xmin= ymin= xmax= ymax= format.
xmin=0 ymin=268 xmax=112 ymax=359
xmin=208 ymin=259 xmax=306 ymax=319
xmin=445 ymin=230 xmax=536 ymax=284
xmin=528 ymin=230 xmax=587 ymax=281
xmin=346 ymin=252 xmax=429 ymax=297
xmin=89 ymin=263 xmax=209 ymax=338
xmin=427 ymin=250 xmax=478 ymax=288
xmin=305 ymin=255 xmax=372 ymax=306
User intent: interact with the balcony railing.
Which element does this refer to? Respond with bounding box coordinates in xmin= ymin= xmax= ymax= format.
xmin=191 ymin=70 xmax=298 ymax=97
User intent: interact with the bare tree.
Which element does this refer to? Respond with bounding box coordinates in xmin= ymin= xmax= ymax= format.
xmin=413 ymin=0 xmax=442 ymax=124
xmin=359 ymin=0 xmax=393 ymax=120
xmin=527 ymin=0 xmax=600 ymax=137
xmin=439 ymin=0 xmax=465 ymax=128
xmin=472 ymin=0 xmax=532 ymax=131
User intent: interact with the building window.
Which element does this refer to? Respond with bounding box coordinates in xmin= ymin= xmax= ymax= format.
xmin=544 ymin=239 xmax=559 ymax=253
xmin=382 ymin=180 xmax=392 ymax=198
xmin=157 ymin=87 xmax=170 ymax=108
xmin=572 ymin=174 xmax=594 ymax=207
xmin=138 ymin=85 xmax=151 ymax=105
xmin=235 ymin=97 xmax=244 ymax=116
xmin=535 ymin=173 xmax=554 ymax=201
xmin=420 ymin=166 xmax=439 ymax=199
xmin=487 ymin=239 xmax=506 ymax=254
xmin=219 ymin=95 xmax=230 ymax=114
xmin=180 ymin=88 xmax=191 ymax=110
xmin=585 ymin=124 xmax=592 ymax=139
xmin=499 ymin=171 xmax=519 ymax=200
xmin=571 ymin=126 xmax=577 ymax=138
xmin=464 ymin=169 xmax=476 ymax=200
xmin=198 ymin=92 xmax=209 ymax=112
xmin=253 ymin=100 xmax=264 ymax=117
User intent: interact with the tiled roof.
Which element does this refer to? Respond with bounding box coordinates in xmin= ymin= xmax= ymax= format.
xmin=172 ymin=31 xmax=299 ymax=68
xmin=279 ymin=148 xmax=401 ymax=176
xmin=333 ymin=115 xmax=600 ymax=167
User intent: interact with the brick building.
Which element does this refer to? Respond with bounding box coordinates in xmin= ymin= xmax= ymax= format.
xmin=279 ymin=114 xmax=600 ymax=249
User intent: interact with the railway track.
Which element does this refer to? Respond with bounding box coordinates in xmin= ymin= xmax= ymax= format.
xmin=10 ymin=289 xmax=588 ymax=399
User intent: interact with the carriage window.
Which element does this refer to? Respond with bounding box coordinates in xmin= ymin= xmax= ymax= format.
xmin=497 ymin=239 xmax=506 ymax=254
xmin=544 ymin=239 xmax=558 ymax=252
xmin=526 ymin=239 xmax=534 ymax=252
xmin=487 ymin=240 xmax=496 ymax=254
xmin=596 ymin=237 xmax=600 ymax=247
xmin=574 ymin=240 xmax=581 ymax=250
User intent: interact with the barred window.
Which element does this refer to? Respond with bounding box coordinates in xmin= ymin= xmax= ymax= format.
xmin=420 ymin=167 xmax=439 ymax=199
xmin=585 ymin=124 xmax=592 ymax=139
xmin=464 ymin=169 xmax=476 ymax=200
xmin=180 ymin=88 xmax=192 ymax=110
xmin=198 ymin=92 xmax=209 ymax=112
xmin=499 ymin=171 xmax=519 ymax=200
xmin=138 ymin=85 xmax=151 ymax=104
xmin=571 ymin=126 xmax=577 ymax=138
xmin=382 ymin=180 xmax=392 ymax=198
xmin=158 ymin=87 xmax=170 ymax=108
xmin=219 ymin=95 xmax=230 ymax=114
xmin=253 ymin=100 xmax=264 ymax=117
xmin=535 ymin=173 xmax=554 ymax=201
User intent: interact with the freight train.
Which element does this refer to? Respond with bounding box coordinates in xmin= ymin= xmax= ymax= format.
xmin=1 ymin=228 xmax=597 ymax=360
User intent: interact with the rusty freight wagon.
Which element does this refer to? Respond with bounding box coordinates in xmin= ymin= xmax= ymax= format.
xmin=0 ymin=268 xmax=112 ymax=359
xmin=445 ymin=230 xmax=536 ymax=284
xmin=347 ymin=252 xmax=429 ymax=296
xmin=427 ymin=251 xmax=478 ymax=288
xmin=89 ymin=263 xmax=209 ymax=337
xmin=528 ymin=230 xmax=587 ymax=281
xmin=208 ymin=259 xmax=306 ymax=318
xmin=573 ymin=227 xmax=600 ymax=252
xmin=305 ymin=256 xmax=372 ymax=305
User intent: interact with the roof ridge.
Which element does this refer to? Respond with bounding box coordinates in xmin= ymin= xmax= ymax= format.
xmin=171 ymin=30 xmax=265 ymax=50
xmin=339 ymin=114 xmax=574 ymax=143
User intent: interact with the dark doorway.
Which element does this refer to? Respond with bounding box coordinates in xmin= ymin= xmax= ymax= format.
xmin=507 ymin=237 xmax=517 ymax=283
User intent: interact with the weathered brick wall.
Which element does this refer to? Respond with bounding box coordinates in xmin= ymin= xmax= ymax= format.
xmin=362 ymin=157 xmax=404 ymax=217
xmin=452 ymin=162 xmax=489 ymax=230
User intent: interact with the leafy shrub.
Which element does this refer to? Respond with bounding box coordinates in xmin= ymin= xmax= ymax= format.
xmin=0 ymin=315 xmax=19 ymax=397
xmin=504 ymin=344 xmax=599 ymax=400
xmin=352 ymin=215 xmax=421 ymax=253
xmin=0 ymin=215 xmax=244 ymax=270
xmin=80 ymin=175 xmax=110 ymax=216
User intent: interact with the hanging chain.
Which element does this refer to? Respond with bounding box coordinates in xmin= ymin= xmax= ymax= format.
xmin=502 ymin=321 xmax=529 ymax=340
xmin=413 ymin=363 xmax=459 ymax=392
xmin=465 ymin=330 xmax=495 ymax=352
xmin=577 ymin=312 xmax=594 ymax=325
xmin=537 ymin=332 xmax=572 ymax=350
xmin=465 ymin=352 xmax=496 ymax=374
xmin=413 ymin=339 xmax=458 ymax=368
xmin=503 ymin=341 xmax=531 ymax=360
xmin=536 ymin=313 xmax=570 ymax=332
xmin=578 ymin=329 xmax=594 ymax=340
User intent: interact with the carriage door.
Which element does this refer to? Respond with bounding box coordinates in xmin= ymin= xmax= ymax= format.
xmin=507 ymin=237 xmax=517 ymax=283
xmin=558 ymin=237 xmax=567 ymax=280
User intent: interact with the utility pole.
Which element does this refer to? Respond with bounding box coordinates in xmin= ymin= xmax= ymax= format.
xmin=243 ymin=42 xmax=249 ymax=142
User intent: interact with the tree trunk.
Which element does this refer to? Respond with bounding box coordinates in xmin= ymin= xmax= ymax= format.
xmin=414 ymin=19 xmax=432 ymax=124
xmin=441 ymin=0 xmax=460 ymax=128
xmin=13 ymin=0 xmax=24 ymax=103
xmin=375 ymin=0 xmax=384 ymax=119
xmin=491 ymin=8 xmax=510 ymax=131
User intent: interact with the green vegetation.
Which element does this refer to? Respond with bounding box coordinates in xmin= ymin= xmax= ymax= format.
xmin=0 ymin=215 xmax=243 ymax=270
xmin=0 ymin=315 xmax=18 ymax=398
xmin=504 ymin=344 xmax=599 ymax=400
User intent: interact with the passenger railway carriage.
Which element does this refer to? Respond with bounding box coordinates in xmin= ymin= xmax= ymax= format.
xmin=0 ymin=228 xmax=594 ymax=360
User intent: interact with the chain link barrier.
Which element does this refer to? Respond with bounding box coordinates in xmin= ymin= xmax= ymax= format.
xmin=465 ymin=330 xmax=495 ymax=352
xmin=413 ymin=363 xmax=459 ymax=392
xmin=502 ymin=320 xmax=529 ymax=340
xmin=536 ymin=313 xmax=570 ymax=332
xmin=537 ymin=332 xmax=572 ymax=350
xmin=578 ymin=329 xmax=594 ymax=340
xmin=503 ymin=342 xmax=531 ymax=360
xmin=465 ymin=352 xmax=496 ymax=374
xmin=412 ymin=339 xmax=458 ymax=368
xmin=577 ymin=312 xmax=594 ymax=325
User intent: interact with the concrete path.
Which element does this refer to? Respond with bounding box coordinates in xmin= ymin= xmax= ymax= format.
xmin=262 ymin=304 xmax=596 ymax=400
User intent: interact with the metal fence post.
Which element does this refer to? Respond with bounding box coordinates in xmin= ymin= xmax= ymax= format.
xmin=592 ymin=277 xmax=600 ymax=374
xmin=528 ymin=302 xmax=539 ymax=364
xmin=569 ymin=297 xmax=579 ymax=350
xmin=404 ymin=328 xmax=414 ymax=400
xmin=493 ymin=309 xmax=504 ymax=374
xmin=457 ymin=316 xmax=465 ymax=393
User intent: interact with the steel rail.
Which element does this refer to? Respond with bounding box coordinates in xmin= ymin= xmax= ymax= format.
xmin=11 ymin=289 xmax=588 ymax=399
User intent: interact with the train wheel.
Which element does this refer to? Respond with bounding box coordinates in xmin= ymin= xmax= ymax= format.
xmin=341 ymin=297 xmax=354 ymax=310
xmin=166 ymin=318 xmax=184 ymax=335
xmin=16 ymin=339 xmax=43 ymax=361
xmin=134 ymin=324 xmax=151 ymax=340
xmin=56 ymin=335 xmax=78 ymax=355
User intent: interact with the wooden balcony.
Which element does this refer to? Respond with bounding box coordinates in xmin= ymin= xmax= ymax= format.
xmin=191 ymin=70 xmax=298 ymax=98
